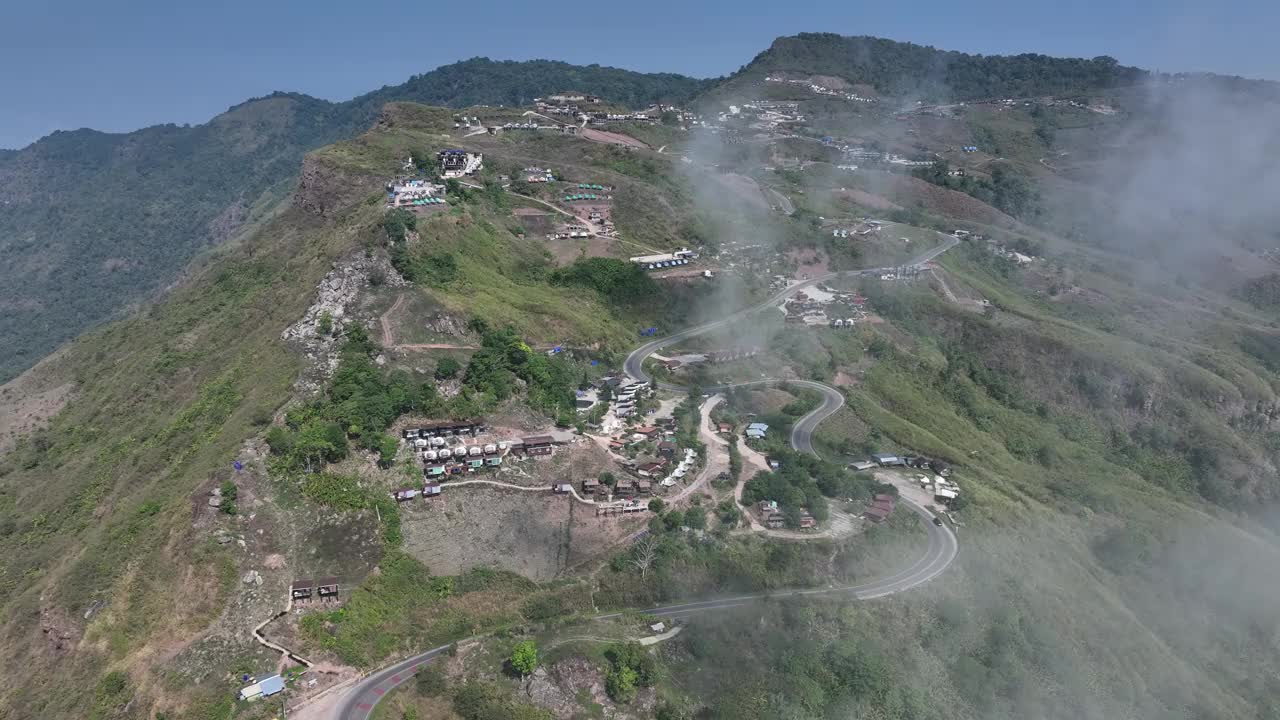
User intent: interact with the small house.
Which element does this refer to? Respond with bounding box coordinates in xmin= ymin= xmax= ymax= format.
xmin=798 ymin=512 xmax=817 ymax=529
xmin=746 ymin=422 xmax=769 ymax=440
xmin=657 ymin=441 xmax=677 ymax=458
xmin=290 ymin=579 xmax=314 ymax=601
xmin=636 ymin=480 xmax=652 ymax=495
xmin=467 ymin=458 xmax=485 ymax=470
xmin=615 ymin=479 xmax=636 ymax=496
xmin=717 ymin=423 xmax=733 ymax=434
xmin=317 ymin=577 xmax=339 ymax=599
xmin=849 ymin=460 xmax=876 ymax=472
xmin=554 ymin=483 xmax=574 ymax=494
xmin=423 ymin=482 xmax=442 ymax=497
xmin=426 ymin=465 xmax=446 ymax=477
xmin=863 ymin=505 xmax=892 ymax=523
xmin=523 ymin=436 xmax=555 ymax=456
xmin=258 ymin=675 xmax=285 ymax=698
xmin=871 ymin=453 xmax=902 ymax=466
xmin=485 ymin=456 xmax=502 ymax=467
xmin=636 ymin=462 xmax=664 ymax=478
xmin=393 ymin=488 xmax=419 ymax=502
xmin=583 ymin=478 xmax=599 ymax=493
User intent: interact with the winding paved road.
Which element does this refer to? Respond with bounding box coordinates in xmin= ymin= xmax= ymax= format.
xmin=328 ymin=235 xmax=961 ymax=720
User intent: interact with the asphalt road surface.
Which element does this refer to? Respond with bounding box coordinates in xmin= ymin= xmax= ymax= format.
xmin=333 ymin=234 xmax=961 ymax=720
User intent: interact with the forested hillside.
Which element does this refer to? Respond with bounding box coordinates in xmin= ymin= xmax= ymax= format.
xmin=0 ymin=59 xmax=707 ymax=384
xmin=720 ymin=32 xmax=1147 ymax=100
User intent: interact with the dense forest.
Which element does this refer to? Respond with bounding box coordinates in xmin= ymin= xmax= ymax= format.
xmin=728 ymin=33 xmax=1147 ymax=100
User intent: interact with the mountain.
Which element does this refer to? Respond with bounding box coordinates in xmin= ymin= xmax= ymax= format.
xmin=0 ymin=58 xmax=709 ymax=384
xmin=718 ymin=33 xmax=1148 ymax=101
xmin=3 ymin=33 xmax=1280 ymax=720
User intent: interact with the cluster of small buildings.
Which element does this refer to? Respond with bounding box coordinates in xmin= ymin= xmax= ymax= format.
xmin=396 ymin=421 xmax=571 ymax=496
xmin=831 ymin=220 xmax=881 ymax=239
xmin=756 ymin=499 xmax=818 ymax=529
xmin=585 ymin=110 xmax=657 ymax=125
xmin=764 ymin=75 xmax=877 ymax=103
xmin=708 ymin=347 xmax=760 ymax=364
xmin=877 ymin=266 xmax=924 ymax=282
xmin=852 ymin=452 xmax=950 ymax=473
xmin=608 ymin=377 xmax=652 ymax=420
xmin=630 ymin=248 xmax=697 ymax=271
xmin=986 ymin=239 xmax=1036 ymax=266
xmin=438 ymin=150 xmax=483 ymax=179
xmin=522 ymin=167 xmax=556 ymax=183
xmin=783 ymin=287 xmax=867 ymax=326
xmin=554 ymin=225 xmax=592 ymax=239
xmin=563 ymin=192 xmax=607 ymax=202
xmin=745 ymin=422 xmax=769 ymax=440
xmin=386 ymin=178 xmax=447 ymax=209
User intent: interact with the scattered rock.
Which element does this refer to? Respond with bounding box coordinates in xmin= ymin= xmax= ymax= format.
xmin=208 ymin=497 xmax=221 ymax=508
xmin=241 ymin=570 xmax=263 ymax=587
xmin=214 ymin=531 xmax=233 ymax=545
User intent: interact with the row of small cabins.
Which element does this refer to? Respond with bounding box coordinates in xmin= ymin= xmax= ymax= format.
xmin=629 ymin=248 xmax=697 ymax=271
xmin=849 ymin=453 xmax=951 ymax=476
xmin=290 ymin=577 xmax=340 ymax=602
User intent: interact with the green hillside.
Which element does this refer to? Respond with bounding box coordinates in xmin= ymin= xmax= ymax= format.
xmin=5 ymin=34 xmax=1280 ymax=720
xmin=0 ymin=59 xmax=709 ymax=384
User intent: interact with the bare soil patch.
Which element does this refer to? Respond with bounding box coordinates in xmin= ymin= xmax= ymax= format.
xmin=400 ymin=485 xmax=643 ymax=581
xmin=832 ymin=188 xmax=901 ymax=211
xmin=787 ymin=248 xmax=829 ymax=280
xmin=580 ymin=128 xmax=649 ymax=149
xmin=0 ymin=349 xmax=74 ymax=452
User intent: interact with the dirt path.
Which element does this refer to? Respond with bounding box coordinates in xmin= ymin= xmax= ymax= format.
xmin=380 ymin=293 xmax=408 ymax=347
xmin=443 ymin=478 xmax=599 ymax=505
xmin=665 ymin=395 xmax=725 ymax=504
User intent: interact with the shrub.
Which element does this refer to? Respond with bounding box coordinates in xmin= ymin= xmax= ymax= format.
xmin=510 ymin=640 xmax=538 ymax=676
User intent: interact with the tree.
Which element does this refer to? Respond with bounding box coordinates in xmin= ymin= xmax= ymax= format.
xmin=317 ymin=310 xmax=333 ymax=336
xmin=510 ymin=640 xmax=538 ymax=676
xmin=599 ymin=471 xmax=616 ymax=486
xmin=630 ymin=536 xmax=659 ymax=578
xmin=648 ymin=498 xmax=665 ymax=513
xmin=684 ymin=507 xmax=707 ymax=530
xmin=416 ymin=664 xmax=447 ymax=696
xmin=434 ymin=356 xmax=461 ymax=380
xmin=606 ymin=665 xmax=638 ymax=703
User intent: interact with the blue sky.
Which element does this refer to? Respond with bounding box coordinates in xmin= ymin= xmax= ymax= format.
xmin=2 ymin=0 xmax=1274 ymax=149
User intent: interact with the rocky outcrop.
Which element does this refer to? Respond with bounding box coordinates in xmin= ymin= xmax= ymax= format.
xmin=281 ymin=252 xmax=408 ymax=393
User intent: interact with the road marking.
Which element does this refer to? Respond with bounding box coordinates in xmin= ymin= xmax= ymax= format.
xmin=373 ymin=687 xmax=385 ymax=695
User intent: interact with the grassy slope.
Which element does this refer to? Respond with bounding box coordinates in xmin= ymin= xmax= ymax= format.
xmin=0 ymin=102 xmax=709 ymax=718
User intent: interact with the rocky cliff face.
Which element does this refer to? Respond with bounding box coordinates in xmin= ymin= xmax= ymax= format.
xmin=293 ymin=154 xmax=381 ymax=218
